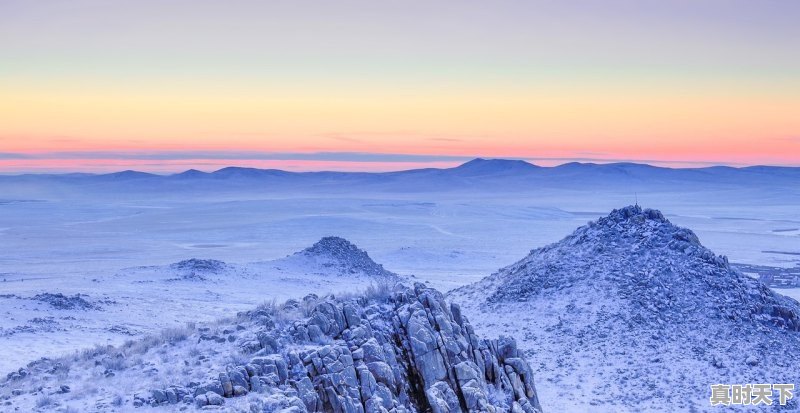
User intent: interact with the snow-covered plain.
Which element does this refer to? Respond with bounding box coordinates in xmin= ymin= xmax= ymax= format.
xmin=1 ymin=160 xmax=798 ymax=411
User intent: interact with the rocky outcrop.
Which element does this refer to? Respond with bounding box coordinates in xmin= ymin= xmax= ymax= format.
xmin=31 ymin=293 xmax=95 ymax=310
xmin=150 ymin=283 xmax=542 ymax=412
xmin=296 ymin=236 xmax=398 ymax=279
xmin=169 ymin=258 xmax=228 ymax=281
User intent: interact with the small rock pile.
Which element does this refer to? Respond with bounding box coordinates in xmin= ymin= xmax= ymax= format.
xmin=170 ymin=258 xmax=228 ymax=281
xmin=31 ymin=293 xmax=95 ymax=310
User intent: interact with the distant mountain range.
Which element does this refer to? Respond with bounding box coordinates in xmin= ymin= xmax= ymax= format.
xmin=2 ymin=158 xmax=798 ymax=196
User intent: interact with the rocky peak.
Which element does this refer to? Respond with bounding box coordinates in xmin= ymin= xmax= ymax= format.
xmin=518 ymin=205 xmax=706 ymax=276
xmin=303 ymin=236 xmax=366 ymax=259
xmin=602 ymin=204 xmax=665 ymax=224
xmin=483 ymin=205 xmax=799 ymax=331
xmin=298 ymin=237 xmax=396 ymax=278
xmin=571 ymin=205 xmax=699 ymax=249
xmin=449 ymin=205 xmax=800 ymax=411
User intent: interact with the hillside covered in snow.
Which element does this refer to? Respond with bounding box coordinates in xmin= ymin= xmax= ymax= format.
xmin=450 ymin=205 xmax=800 ymax=412
xmin=270 ymin=236 xmax=400 ymax=280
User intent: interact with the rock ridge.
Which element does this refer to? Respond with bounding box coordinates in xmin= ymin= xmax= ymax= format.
xmin=153 ymin=283 xmax=543 ymax=412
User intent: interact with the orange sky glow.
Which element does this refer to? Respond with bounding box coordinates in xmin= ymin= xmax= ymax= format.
xmin=1 ymin=0 xmax=798 ymax=173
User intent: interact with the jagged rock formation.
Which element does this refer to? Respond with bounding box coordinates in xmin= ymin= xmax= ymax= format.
xmin=1 ymin=284 xmax=542 ymax=412
xmin=289 ymin=236 xmax=398 ymax=279
xmin=173 ymin=283 xmax=540 ymax=412
xmin=450 ymin=205 xmax=800 ymax=412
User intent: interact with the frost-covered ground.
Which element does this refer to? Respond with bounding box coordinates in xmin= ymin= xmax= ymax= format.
xmin=0 ymin=161 xmax=798 ymax=411
xmin=0 ymin=236 xmax=403 ymax=375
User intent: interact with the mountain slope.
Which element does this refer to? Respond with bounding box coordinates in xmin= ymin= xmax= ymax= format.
xmin=449 ymin=205 xmax=800 ymax=412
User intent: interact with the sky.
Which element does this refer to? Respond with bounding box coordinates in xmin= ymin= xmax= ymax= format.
xmin=1 ymin=0 xmax=799 ymax=173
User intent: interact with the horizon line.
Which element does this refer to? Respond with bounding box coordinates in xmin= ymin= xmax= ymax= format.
xmin=1 ymin=154 xmax=799 ymax=176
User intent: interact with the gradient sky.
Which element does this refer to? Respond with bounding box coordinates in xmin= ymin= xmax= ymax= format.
xmin=1 ymin=0 xmax=799 ymax=173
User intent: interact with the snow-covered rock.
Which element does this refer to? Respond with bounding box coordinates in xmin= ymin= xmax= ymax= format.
xmin=277 ymin=236 xmax=400 ymax=280
xmin=450 ymin=205 xmax=800 ymax=412
xmin=0 ymin=283 xmax=541 ymax=412
xmin=169 ymin=258 xmax=228 ymax=281
xmin=171 ymin=258 xmax=227 ymax=274
xmin=31 ymin=293 xmax=96 ymax=310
